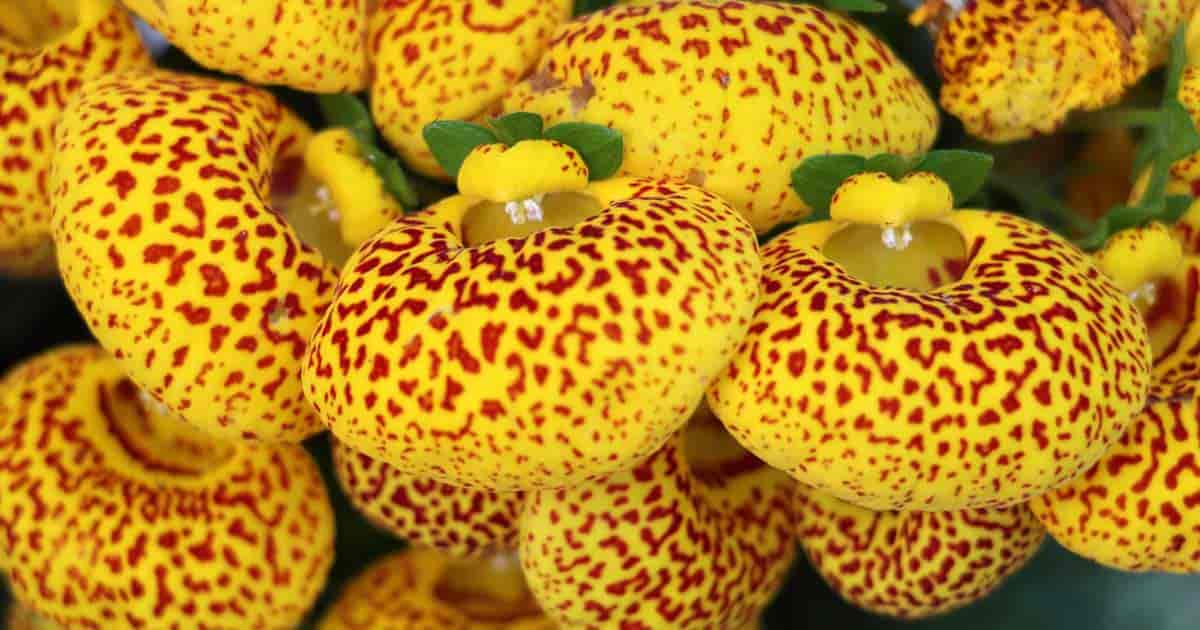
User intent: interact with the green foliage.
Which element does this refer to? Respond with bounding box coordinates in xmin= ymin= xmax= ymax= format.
xmin=318 ymin=94 xmax=419 ymax=209
xmin=1074 ymin=26 xmax=1200 ymax=250
xmin=422 ymin=121 xmax=499 ymax=178
xmin=543 ymin=122 xmax=624 ymax=180
xmin=790 ymin=150 xmax=994 ymax=219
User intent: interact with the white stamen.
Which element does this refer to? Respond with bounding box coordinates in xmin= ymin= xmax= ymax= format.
xmin=504 ymin=201 xmax=526 ymax=225
xmin=504 ymin=195 xmax=546 ymax=225
xmin=881 ymin=224 xmax=913 ymax=251
xmin=523 ymin=197 xmax=544 ymax=222
xmin=1129 ymin=281 xmax=1158 ymax=307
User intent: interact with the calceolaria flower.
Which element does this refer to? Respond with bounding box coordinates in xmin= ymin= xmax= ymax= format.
xmin=503 ymin=1 xmax=940 ymax=233
xmin=708 ymin=164 xmax=1153 ymax=511
xmin=370 ymin=0 xmax=573 ymax=178
xmin=796 ymin=488 xmax=1045 ymax=618
xmin=0 ymin=345 xmax=336 ymax=627
xmin=0 ymin=0 xmax=151 ymax=275
xmin=917 ymin=0 xmax=1147 ymax=142
xmin=51 ymin=71 xmax=358 ymax=443
xmin=319 ymin=548 xmax=556 ymax=630
xmin=520 ymin=410 xmax=796 ymax=629
xmin=333 ymin=438 xmax=524 ymax=557
xmin=1032 ymin=223 xmax=1200 ymax=571
xmin=304 ymin=124 xmax=762 ymax=492
xmin=121 ymin=0 xmax=369 ymax=92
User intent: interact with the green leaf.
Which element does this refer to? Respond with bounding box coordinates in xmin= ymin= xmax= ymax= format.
xmin=1074 ymin=216 xmax=1111 ymax=251
xmin=489 ymin=112 xmax=544 ymax=146
xmin=359 ymin=141 xmax=420 ymax=210
xmin=1107 ymin=203 xmax=1151 ymax=233
xmin=543 ymin=122 xmax=624 ymax=180
xmin=1132 ymin=134 xmax=1159 ymax=175
xmin=574 ymin=0 xmax=616 ymax=16
xmin=790 ymin=154 xmax=868 ymax=219
xmin=864 ymin=153 xmax=913 ymax=180
xmin=1162 ymin=195 xmax=1194 ymax=222
xmin=913 ymin=149 xmax=994 ymax=205
xmin=824 ymin=0 xmax=887 ymax=13
xmin=1161 ymin=99 xmax=1200 ymax=163
xmin=318 ymin=94 xmax=376 ymax=142
xmin=1166 ymin=25 xmax=1189 ymax=100
xmin=422 ymin=121 xmax=499 ymax=178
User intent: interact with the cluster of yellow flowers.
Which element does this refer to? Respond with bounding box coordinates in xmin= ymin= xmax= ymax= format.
xmin=3 ymin=0 xmax=1200 ymax=628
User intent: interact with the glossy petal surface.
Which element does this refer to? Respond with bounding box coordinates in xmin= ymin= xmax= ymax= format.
xmin=52 ymin=71 xmax=339 ymax=442
xmin=709 ymin=212 xmax=1152 ymax=510
xmin=305 ymin=178 xmax=760 ymax=491
xmin=797 ymin=488 xmax=1045 ymax=618
xmin=503 ymin=1 xmax=939 ymax=233
xmin=0 ymin=0 xmax=150 ymax=275
xmin=0 ymin=345 xmax=336 ymax=628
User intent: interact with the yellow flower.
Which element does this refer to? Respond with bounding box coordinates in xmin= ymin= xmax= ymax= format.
xmin=504 ymin=1 xmax=940 ymax=233
xmin=333 ymin=438 xmax=525 ymax=558
xmin=1032 ymin=223 xmax=1200 ymax=572
xmin=797 ymin=489 xmax=1045 ymax=618
xmin=921 ymin=0 xmax=1146 ymax=142
xmin=304 ymin=139 xmax=762 ymax=491
xmin=0 ymin=0 xmax=150 ymax=275
xmin=318 ymin=548 xmax=556 ymax=630
xmin=123 ymin=0 xmax=369 ymax=92
xmin=708 ymin=171 xmax=1153 ymax=511
xmin=370 ymin=0 xmax=573 ymax=178
xmin=519 ymin=413 xmax=795 ymax=629
xmin=51 ymin=71 xmax=351 ymax=443
xmin=0 ymin=345 xmax=335 ymax=627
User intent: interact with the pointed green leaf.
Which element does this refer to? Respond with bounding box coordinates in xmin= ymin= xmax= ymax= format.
xmin=1161 ymin=99 xmax=1200 ymax=163
xmin=790 ymin=154 xmax=868 ymax=219
xmin=1162 ymin=195 xmax=1194 ymax=222
xmin=543 ymin=122 xmax=624 ymax=180
xmin=422 ymin=121 xmax=499 ymax=178
xmin=489 ymin=112 xmax=544 ymax=145
xmin=318 ymin=94 xmax=376 ymax=142
xmin=1166 ymin=26 xmax=1189 ymax=100
xmin=864 ymin=153 xmax=914 ymax=180
xmin=913 ymin=150 xmax=994 ymax=205
xmin=824 ymin=0 xmax=887 ymax=12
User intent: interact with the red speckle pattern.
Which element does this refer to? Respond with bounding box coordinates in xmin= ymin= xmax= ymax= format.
xmin=124 ymin=0 xmax=369 ymax=92
xmin=304 ymin=178 xmax=761 ymax=491
xmin=520 ymin=428 xmax=796 ymax=629
xmin=1032 ymin=397 xmax=1200 ymax=572
xmin=333 ymin=438 xmax=524 ymax=557
xmin=796 ymin=487 xmax=1045 ymax=618
xmin=709 ymin=212 xmax=1152 ymax=510
xmin=503 ymin=0 xmax=939 ymax=232
xmin=0 ymin=0 xmax=150 ymax=275
xmin=51 ymin=71 xmax=339 ymax=443
xmin=369 ymin=0 xmax=572 ymax=177
xmin=0 ymin=345 xmax=336 ymax=629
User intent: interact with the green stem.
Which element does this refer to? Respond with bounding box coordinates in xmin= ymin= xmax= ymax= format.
xmin=988 ymin=170 xmax=1094 ymax=237
xmin=317 ymin=94 xmax=419 ymax=212
xmin=1064 ymin=107 xmax=1161 ymax=132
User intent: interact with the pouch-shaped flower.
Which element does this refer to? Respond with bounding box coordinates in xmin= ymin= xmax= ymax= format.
xmin=122 ymin=0 xmax=369 ymax=92
xmin=0 ymin=0 xmax=150 ymax=275
xmin=305 ymin=138 xmax=761 ymax=492
xmin=370 ymin=0 xmax=572 ymax=178
xmin=709 ymin=170 xmax=1152 ymax=511
xmin=52 ymin=71 xmax=341 ymax=442
xmin=0 ymin=345 xmax=336 ymax=627
xmin=503 ymin=1 xmax=939 ymax=233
